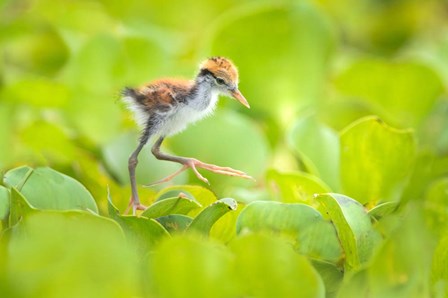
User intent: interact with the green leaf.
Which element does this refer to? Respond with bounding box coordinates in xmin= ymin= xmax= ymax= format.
xmin=155 ymin=189 xmax=195 ymax=202
xmin=287 ymin=115 xmax=340 ymax=190
xmin=27 ymin=0 xmax=115 ymax=34
xmin=317 ymin=193 xmax=381 ymax=271
xmin=419 ymin=100 xmax=448 ymax=155
xmin=311 ymin=260 xmax=344 ymax=298
xmin=333 ymin=59 xmax=444 ymax=128
xmin=0 ymin=103 xmax=14 ymax=170
xmin=267 ymin=169 xmax=331 ymax=207
xmin=103 ymin=0 xmax=235 ymax=34
xmin=154 ymin=185 xmax=217 ymax=216
xmin=340 ymin=116 xmax=416 ymax=205
xmin=210 ymin=202 xmax=245 ymax=243
xmin=237 ymin=201 xmax=321 ymax=233
xmin=2 ymin=79 xmax=69 ymax=107
xmin=188 ymin=198 xmax=237 ymax=236
xmin=230 ymin=234 xmax=325 ymax=298
xmin=121 ymin=36 xmax=168 ymax=84
xmin=236 ymin=201 xmax=342 ymax=263
xmin=69 ymin=34 xmax=125 ymax=93
xmin=9 ymin=187 xmax=35 ymax=227
xmin=336 ymin=269 xmax=369 ymax=298
xmin=7 ymin=209 xmax=139 ymax=297
xmin=3 ymin=166 xmax=98 ymax=213
xmin=156 ymin=214 xmax=193 ymax=233
xmin=424 ymin=177 xmax=448 ymax=234
xmin=401 ymin=151 xmax=439 ymax=204
xmin=62 ymin=34 xmax=125 ymax=144
xmin=19 ymin=121 xmax=80 ymax=165
xmin=64 ymin=90 xmax=122 ymax=145
xmin=3 ymin=26 xmax=69 ymax=76
xmin=0 ymin=186 xmax=9 ymax=221
xmin=108 ymin=195 xmax=169 ymax=252
xmin=207 ymin=2 xmax=335 ymax=123
xmin=368 ymin=202 xmax=399 ymax=220
xmin=141 ymin=196 xmax=201 ymax=218
xmin=432 ymin=230 xmax=448 ymax=291
xmin=339 ymin=205 xmax=433 ymax=297
xmin=147 ymin=234 xmax=236 ymax=298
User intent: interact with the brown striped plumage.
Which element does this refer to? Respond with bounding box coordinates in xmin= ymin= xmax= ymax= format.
xmin=139 ymin=79 xmax=192 ymax=104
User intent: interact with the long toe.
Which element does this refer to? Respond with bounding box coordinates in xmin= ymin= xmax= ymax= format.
xmin=210 ymin=169 xmax=255 ymax=180
xmin=193 ymin=160 xmax=255 ymax=180
xmin=144 ymin=165 xmax=189 ymax=187
xmin=186 ymin=160 xmax=210 ymax=184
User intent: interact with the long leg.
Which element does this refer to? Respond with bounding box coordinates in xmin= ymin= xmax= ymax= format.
xmin=125 ymin=141 xmax=147 ymax=214
xmin=125 ymin=116 xmax=158 ymax=215
xmin=145 ymin=136 xmax=254 ymax=186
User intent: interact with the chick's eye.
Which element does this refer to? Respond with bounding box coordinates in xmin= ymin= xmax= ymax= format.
xmin=216 ymin=78 xmax=226 ymax=85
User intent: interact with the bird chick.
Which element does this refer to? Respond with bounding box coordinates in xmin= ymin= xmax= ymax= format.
xmin=123 ymin=57 xmax=252 ymax=214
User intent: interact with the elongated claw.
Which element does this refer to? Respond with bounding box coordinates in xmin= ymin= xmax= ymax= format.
xmin=189 ymin=161 xmax=210 ymax=185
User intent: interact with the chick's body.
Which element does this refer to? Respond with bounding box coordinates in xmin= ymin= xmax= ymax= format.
xmin=123 ymin=57 xmax=252 ymax=214
xmin=124 ymin=78 xmax=219 ymax=137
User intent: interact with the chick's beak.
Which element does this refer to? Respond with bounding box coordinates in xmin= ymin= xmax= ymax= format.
xmin=231 ymin=89 xmax=250 ymax=109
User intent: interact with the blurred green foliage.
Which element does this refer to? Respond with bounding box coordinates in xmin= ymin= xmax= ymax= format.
xmin=1 ymin=0 xmax=448 ymax=297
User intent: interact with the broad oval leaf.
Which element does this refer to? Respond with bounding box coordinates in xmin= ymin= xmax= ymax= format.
xmin=340 ymin=116 xmax=416 ymax=205
xmin=155 ymin=189 xmax=195 ymax=202
xmin=7 ymin=208 xmax=138 ymax=297
xmin=432 ymin=230 xmax=448 ymax=288
xmin=287 ymin=115 xmax=340 ymax=190
xmin=317 ymin=193 xmax=381 ymax=271
xmin=141 ymin=196 xmax=202 ymax=218
xmin=338 ymin=206 xmax=433 ymax=297
xmin=230 ymin=234 xmax=325 ymax=298
xmin=267 ymin=169 xmax=331 ymax=208
xmin=207 ymin=3 xmax=335 ymax=123
xmin=333 ymin=59 xmax=444 ymax=128
xmin=4 ymin=26 xmax=69 ymax=76
xmin=154 ymin=185 xmax=217 ymax=217
xmin=9 ymin=187 xmax=35 ymax=227
xmin=188 ymin=198 xmax=237 ymax=236
xmin=237 ymin=201 xmax=322 ymax=234
xmin=311 ymin=260 xmax=344 ymax=298
xmin=3 ymin=166 xmax=98 ymax=213
xmin=424 ymin=177 xmax=448 ymax=234
xmin=3 ymin=79 xmax=69 ymax=108
xmin=121 ymin=36 xmax=168 ymax=85
xmin=108 ymin=195 xmax=169 ymax=252
xmin=70 ymin=34 xmax=125 ymax=93
xmin=0 ymin=104 xmax=14 ymax=169
xmin=147 ymin=234 xmax=236 ymax=298
xmin=19 ymin=121 xmax=80 ymax=165
xmin=210 ymin=202 xmax=245 ymax=243
xmin=368 ymin=202 xmax=399 ymax=220
xmin=236 ymin=201 xmax=342 ymax=263
xmin=156 ymin=214 xmax=193 ymax=234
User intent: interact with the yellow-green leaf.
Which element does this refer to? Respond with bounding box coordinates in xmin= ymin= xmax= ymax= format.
xmin=317 ymin=193 xmax=381 ymax=271
xmin=340 ymin=116 xmax=416 ymax=204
